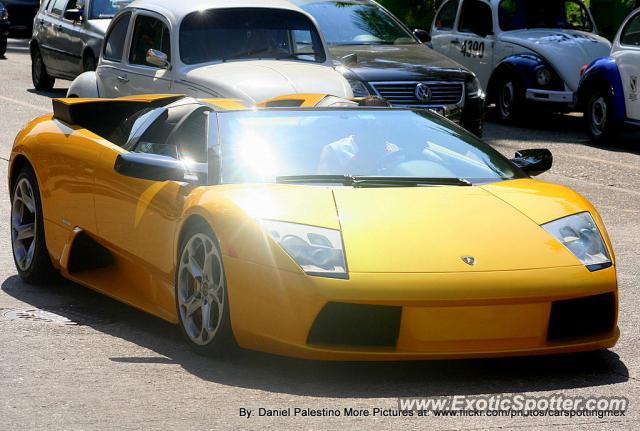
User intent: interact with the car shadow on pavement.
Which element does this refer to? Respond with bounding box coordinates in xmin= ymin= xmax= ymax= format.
xmin=1 ymin=275 xmax=630 ymax=398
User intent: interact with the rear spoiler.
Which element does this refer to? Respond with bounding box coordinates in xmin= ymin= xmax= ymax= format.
xmin=52 ymin=95 xmax=185 ymax=126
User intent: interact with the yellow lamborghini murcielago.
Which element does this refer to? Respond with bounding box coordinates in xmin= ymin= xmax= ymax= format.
xmin=8 ymin=94 xmax=618 ymax=359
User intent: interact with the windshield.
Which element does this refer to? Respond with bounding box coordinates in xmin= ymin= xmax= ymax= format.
xmin=179 ymin=8 xmax=326 ymax=65
xmin=217 ymin=110 xmax=520 ymax=185
xmin=499 ymin=0 xmax=594 ymax=32
xmin=89 ymin=0 xmax=125 ymax=20
xmin=298 ymin=0 xmax=416 ymax=45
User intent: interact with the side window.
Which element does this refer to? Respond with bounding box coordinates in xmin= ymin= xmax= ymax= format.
xmin=459 ymin=0 xmax=493 ymax=36
xmin=50 ymin=0 xmax=68 ymax=16
xmin=132 ymin=104 xmax=199 ymax=159
xmin=129 ymin=15 xmax=171 ymax=66
xmin=169 ymin=109 xmax=209 ymax=163
xmin=103 ymin=12 xmax=131 ymax=61
xmin=621 ymin=14 xmax=640 ymax=47
xmin=435 ymin=0 xmax=459 ymax=30
xmin=63 ymin=0 xmax=79 ymax=19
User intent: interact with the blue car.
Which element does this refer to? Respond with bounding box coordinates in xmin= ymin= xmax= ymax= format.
xmin=578 ymin=7 xmax=640 ymax=143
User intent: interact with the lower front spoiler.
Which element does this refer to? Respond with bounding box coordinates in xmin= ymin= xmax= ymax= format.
xmin=255 ymin=328 xmax=620 ymax=361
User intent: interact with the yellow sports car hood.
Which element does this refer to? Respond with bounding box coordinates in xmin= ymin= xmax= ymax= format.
xmin=218 ymin=179 xmax=598 ymax=274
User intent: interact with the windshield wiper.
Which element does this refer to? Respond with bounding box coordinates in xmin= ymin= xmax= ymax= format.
xmin=276 ymin=175 xmax=472 ymax=187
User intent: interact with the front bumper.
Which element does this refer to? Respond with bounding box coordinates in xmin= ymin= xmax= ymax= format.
xmin=525 ymin=89 xmax=574 ymax=105
xmin=225 ymin=258 xmax=618 ymax=360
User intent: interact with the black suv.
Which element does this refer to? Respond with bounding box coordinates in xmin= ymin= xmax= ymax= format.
xmin=293 ymin=0 xmax=485 ymax=136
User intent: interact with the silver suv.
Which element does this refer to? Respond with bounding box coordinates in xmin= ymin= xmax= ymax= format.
xmin=30 ymin=0 xmax=126 ymax=90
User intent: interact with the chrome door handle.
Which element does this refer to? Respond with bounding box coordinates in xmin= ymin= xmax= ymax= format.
xmin=116 ymin=75 xmax=129 ymax=83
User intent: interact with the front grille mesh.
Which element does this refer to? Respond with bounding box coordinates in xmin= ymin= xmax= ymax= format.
xmin=371 ymin=82 xmax=464 ymax=106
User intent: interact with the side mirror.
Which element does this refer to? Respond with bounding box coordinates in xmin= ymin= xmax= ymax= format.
xmin=115 ymin=152 xmax=187 ymax=182
xmin=146 ymin=49 xmax=170 ymax=69
xmin=339 ymin=53 xmax=358 ymax=67
xmin=413 ymin=29 xmax=431 ymax=43
xmin=64 ymin=8 xmax=82 ymax=22
xmin=511 ymin=149 xmax=553 ymax=176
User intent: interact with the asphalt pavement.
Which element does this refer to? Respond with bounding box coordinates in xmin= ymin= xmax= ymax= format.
xmin=0 ymin=39 xmax=639 ymax=430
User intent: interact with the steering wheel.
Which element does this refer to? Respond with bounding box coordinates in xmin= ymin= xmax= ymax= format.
xmin=374 ymin=148 xmax=410 ymax=175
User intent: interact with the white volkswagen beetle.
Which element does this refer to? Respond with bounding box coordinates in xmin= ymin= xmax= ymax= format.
xmin=430 ymin=0 xmax=611 ymax=121
xmin=67 ymin=0 xmax=353 ymax=101
xmin=578 ymin=7 xmax=640 ymax=143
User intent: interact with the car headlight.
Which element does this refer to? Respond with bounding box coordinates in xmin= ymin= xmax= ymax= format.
xmin=535 ymin=67 xmax=552 ymax=87
xmin=542 ymin=212 xmax=611 ymax=271
xmin=0 ymin=9 xmax=8 ymax=21
xmin=348 ymin=79 xmax=371 ymax=98
xmin=465 ymin=77 xmax=483 ymax=98
xmin=261 ymin=220 xmax=348 ymax=279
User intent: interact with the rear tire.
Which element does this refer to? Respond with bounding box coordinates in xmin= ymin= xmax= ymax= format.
xmin=175 ymin=222 xmax=235 ymax=356
xmin=0 ymin=38 xmax=7 ymax=57
xmin=584 ymin=87 xmax=619 ymax=145
xmin=11 ymin=166 xmax=57 ymax=284
xmin=31 ymin=46 xmax=55 ymax=91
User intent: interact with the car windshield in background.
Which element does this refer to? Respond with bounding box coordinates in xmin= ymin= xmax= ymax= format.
xmin=498 ymin=0 xmax=594 ymax=32
xmin=179 ymin=8 xmax=326 ymax=65
xmin=89 ymin=0 xmax=125 ymax=20
xmin=217 ymin=110 xmax=520 ymax=185
xmin=299 ymin=0 xmax=416 ymax=45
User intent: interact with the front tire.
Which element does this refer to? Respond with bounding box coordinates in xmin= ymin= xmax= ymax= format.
xmin=584 ymin=87 xmax=618 ymax=144
xmin=496 ymin=75 xmax=524 ymax=122
xmin=11 ymin=166 xmax=56 ymax=284
xmin=31 ymin=46 xmax=55 ymax=91
xmin=175 ymin=222 xmax=234 ymax=355
xmin=0 ymin=38 xmax=7 ymax=58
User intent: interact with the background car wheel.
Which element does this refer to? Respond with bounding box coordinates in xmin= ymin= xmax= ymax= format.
xmin=176 ymin=222 xmax=235 ymax=356
xmin=0 ymin=38 xmax=7 ymax=58
xmin=496 ymin=75 xmax=523 ymax=122
xmin=11 ymin=166 xmax=57 ymax=284
xmin=584 ymin=88 xmax=618 ymax=145
xmin=82 ymin=51 xmax=96 ymax=72
xmin=31 ymin=47 xmax=55 ymax=91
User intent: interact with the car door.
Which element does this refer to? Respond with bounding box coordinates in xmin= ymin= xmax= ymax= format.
xmin=430 ymin=0 xmax=460 ymax=56
xmin=614 ymin=11 xmax=640 ymax=121
xmin=446 ymin=0 xmax=494 ymax=89
xmin=54 ymin=0 xmax=85 ymax=76
xmin=37 ymin=0 xmax=68 ymax=76
xmin=92 ymin=102 xmax=210 ymax=308
xmin=96 ymin=10 xmax=132 ymax=98
xmin=120 ymin=11 xmax=173 ymax=95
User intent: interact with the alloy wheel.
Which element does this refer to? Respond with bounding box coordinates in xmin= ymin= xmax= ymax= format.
xmin=11 ymin=178 xmax=37 ymax=271
xmin=177 ymin=233 xmax=225 ymax=345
